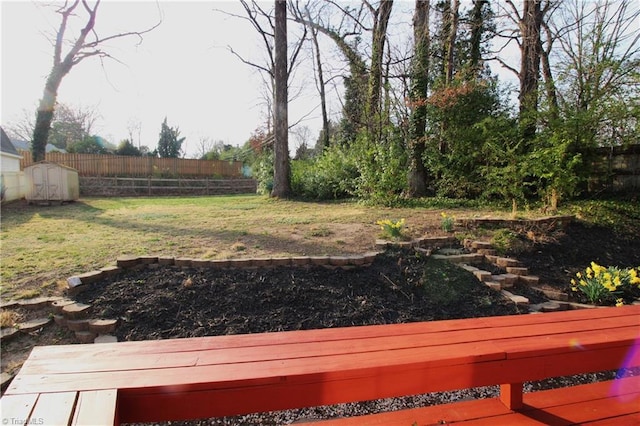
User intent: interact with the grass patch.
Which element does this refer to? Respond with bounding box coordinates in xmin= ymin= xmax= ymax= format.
xmin=0 ymin=310 xmax=20 ymax=328
xmin=2 ymin=194 xmax=632 ymax=300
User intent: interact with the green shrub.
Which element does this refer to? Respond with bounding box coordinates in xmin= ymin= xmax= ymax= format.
xmin=291 ymin=145 xmax=358 ymax=199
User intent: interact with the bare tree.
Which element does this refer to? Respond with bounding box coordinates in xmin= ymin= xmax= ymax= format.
xmin=31 ymin=0 xmax=160 ymax=162
xmin=220 ymin=0 xmax=307 ymax=132
xmin=291 ymin=1 xmax=395 ymax=141
xmin=272 ymin=0 xmax=291 ymax=198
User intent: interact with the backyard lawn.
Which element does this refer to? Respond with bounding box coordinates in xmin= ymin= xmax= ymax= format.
xmin=2 ymin=195 xmax=638 ymax=302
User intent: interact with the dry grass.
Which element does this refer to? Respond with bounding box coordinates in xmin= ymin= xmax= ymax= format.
xmin=0 ymin=194 xmax=502 ymax=300
xmin=0 ymin=310 xmax=20 ymax=328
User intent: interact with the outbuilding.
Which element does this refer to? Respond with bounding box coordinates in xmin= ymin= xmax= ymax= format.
xmin=1 ymin=127 xmax=25 ymax=203
xmin=25 ymin=161 xmax=79 ymax=204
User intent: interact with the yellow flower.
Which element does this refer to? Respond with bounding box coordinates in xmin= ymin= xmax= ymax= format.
xmin=591 ymin=262 xmax=605 ymax=276
xmin=576 ymin=272 xmax=582 ymax=279
xmin=630 ymin=269 xmax=640 ymax=285
xmin=579 ymin=280 xmax=587 ymax=287
xmin=613 ymin=276 xmax=622 ymax=287
xmin=441 ymin=212 xmax=448 ymax=218
xmin=616 ymin=298 xmax=624 ymax=307
xmin=571 ymin=287 xmax=578 ymax=292
xmin=586 ymin=267 xmax=593 ymax=279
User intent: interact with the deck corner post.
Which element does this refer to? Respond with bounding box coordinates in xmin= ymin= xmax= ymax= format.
xmin=500 ymin=382 xmax=523 ymax=410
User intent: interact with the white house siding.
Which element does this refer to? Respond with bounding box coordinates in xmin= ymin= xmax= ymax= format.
xmin=1 ymin=170 xmax=26 ymax=202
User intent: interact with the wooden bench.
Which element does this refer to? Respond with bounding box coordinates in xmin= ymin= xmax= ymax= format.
xmin=2 ymin=305 xmax=638 ymax=425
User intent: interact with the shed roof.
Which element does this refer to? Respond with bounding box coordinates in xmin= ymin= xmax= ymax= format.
xmin=0 ymin=127 xmax=20 ymax=156
xmin=25 ymin=161 xmax=78 ymax=173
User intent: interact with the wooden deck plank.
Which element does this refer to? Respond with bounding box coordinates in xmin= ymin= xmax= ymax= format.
xmin=28 ymin=391 xmax=76 ymax=426
xmin=71 ymin=389 xmax=118 ymax=426
xmin=4 ymin=307 xmax=638 ymax=423
xmin=18 ymin=315 xmax=638 ymax=377
xmin=8 ymin=327 xmax=637 ymax=397
xmin=116 ymin=345 xmax=633 ymax=422
xmin=285 ymin=377 xmax=640 ymax=426
xmin=0 ymin=393 xmax=38 ymax=425
xmin=24 ymin=306 xmax=639 ymax=362
xmin=586 ymin=413 xmax=640 ymax=425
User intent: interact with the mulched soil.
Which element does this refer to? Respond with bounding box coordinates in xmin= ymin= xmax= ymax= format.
xmin=71 ymin=237 xmax=638 ymax=425
xmin=512 ymin=221 xmax=640 ymax=304
xmin=76 ymin=248 xmax=522 ymax=342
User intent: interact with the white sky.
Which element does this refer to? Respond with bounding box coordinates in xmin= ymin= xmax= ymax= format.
xmin=1 ymin=0 xmax=328 ymax=157
xmin=1 ymin=1 xmax=527 ymax=159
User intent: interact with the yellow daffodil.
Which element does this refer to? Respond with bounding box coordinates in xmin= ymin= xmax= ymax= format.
xmin=613 ymin=276 xmax=622 ymax=287
xmin=616 ymin=298 xmax=624 ymax=307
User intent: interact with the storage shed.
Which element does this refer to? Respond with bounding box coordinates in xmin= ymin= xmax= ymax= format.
xmin=25 ymin=161 xmax=79 ymax=204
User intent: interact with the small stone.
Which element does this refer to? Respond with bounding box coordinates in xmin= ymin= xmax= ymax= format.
xmin=67 ymin=276 xmax=83 ymax=288
xmin=251 ymin=258 xmax=273 ymax=268
xmin=271 ymin=258 xmax=291 ymax=267
xmin=375 ymin=240 xmax=391 ymax=250
xmin=139 ymin=255 xmax=158 ymax=264
xmin=53 ymin=314 xmax=67 ymax=327
xmin=66 ymin=319 xmax=90 ymax=332
xmin=473 ymin=270 xmax=493 ymax=282
xmin=0 ymin=300 xmax=19 ymax=309
xmin=485 ymin=281 xmax=502 ymax=291
xmin=209 ymin=259 xmax=230 ymax=269
xmin=88 ymin=319 xmax=118 ymax=334
xmin=117 ymin=256 xmax=140 ymax=268
xmin=502 ymin=290 xmax=529 ymax=306
xmin=18 ymin=317 xmax=52 ymax=333
xmin=496 ymin=257 xmax=521 ymax=268
xmin=471 ymin=241 xmax=493 ymax=249
xmin=506 ymin=267 xmax=529 ymax=276
xmin=309 ymin=256 xmax=330 ymax=266
xmin=532 ymin=287 xmax=568 ymax=302
xmin=0 ymin=327 xmax=19 ymax=341
xmin=485 ymin=254 xmax=499 ymax=264
xmin=362 ymin=252 xmax=380 ymax=264
xmin=75 ymin=331 xmax=97 ymax=344
xmin=519 ymin=275 xmax=540 ymax=285
xmin=94 ymin=334 xmax=118 ymax=344
xmin=174 ymin=258 xmax=192 ymax=267
xmin=158 ymin=256 xmax=175 ymax=265
xmin=17 ymin=297 xmax=51 ymax=310
xmin=291 ymin=257 xmax=310 ymax=266
xmin=191 ymin=259 xmax=211 ymax=268
xmin=496 ymin=273 xmax=519 ymax=286
xmin=476 ymin=248 xmax=497 ymax=256
xmin=329 ymin=256 xmax=350 ymax=267
xmin=539 ymin=301 xmax=563 ymax=312
xmin=77 ymin=270 xmax=103 ymax=285
xmin=62 ymin=303 xmax=92 ymax=320
xmin=99 ymin=266 xmax=121 ymax=277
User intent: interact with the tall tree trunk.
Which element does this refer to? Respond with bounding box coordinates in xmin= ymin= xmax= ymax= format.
xmin=444 ymin=0 xmax=460 ymax=85
xmin=310 ymin=25 xmax=330 ymax=149
xmin=540 ymin=22 xmax=558 ymax=120
xmin=469 ymin=0 xmax=487 ymax=73
xmin=367 ymin=0 xmax=393 ymax=132
xmin=271 ymin=0 xmax=290 ymax=198
xmin=519 ymin=0 xmax=543 ymax=140
xmin=407 ymin=0 xmax=430 ymax=198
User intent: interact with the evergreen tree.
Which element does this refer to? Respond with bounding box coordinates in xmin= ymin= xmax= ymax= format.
xmin=157 ymin=118 xmax=185 ymax=158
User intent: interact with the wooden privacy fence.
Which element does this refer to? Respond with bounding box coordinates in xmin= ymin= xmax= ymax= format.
xmin=19 ymin=151 xmax=242 ymax=178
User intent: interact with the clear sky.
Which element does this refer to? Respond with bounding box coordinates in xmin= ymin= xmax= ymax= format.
xmin=1 ymin=0 xmax=326 ymax=157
